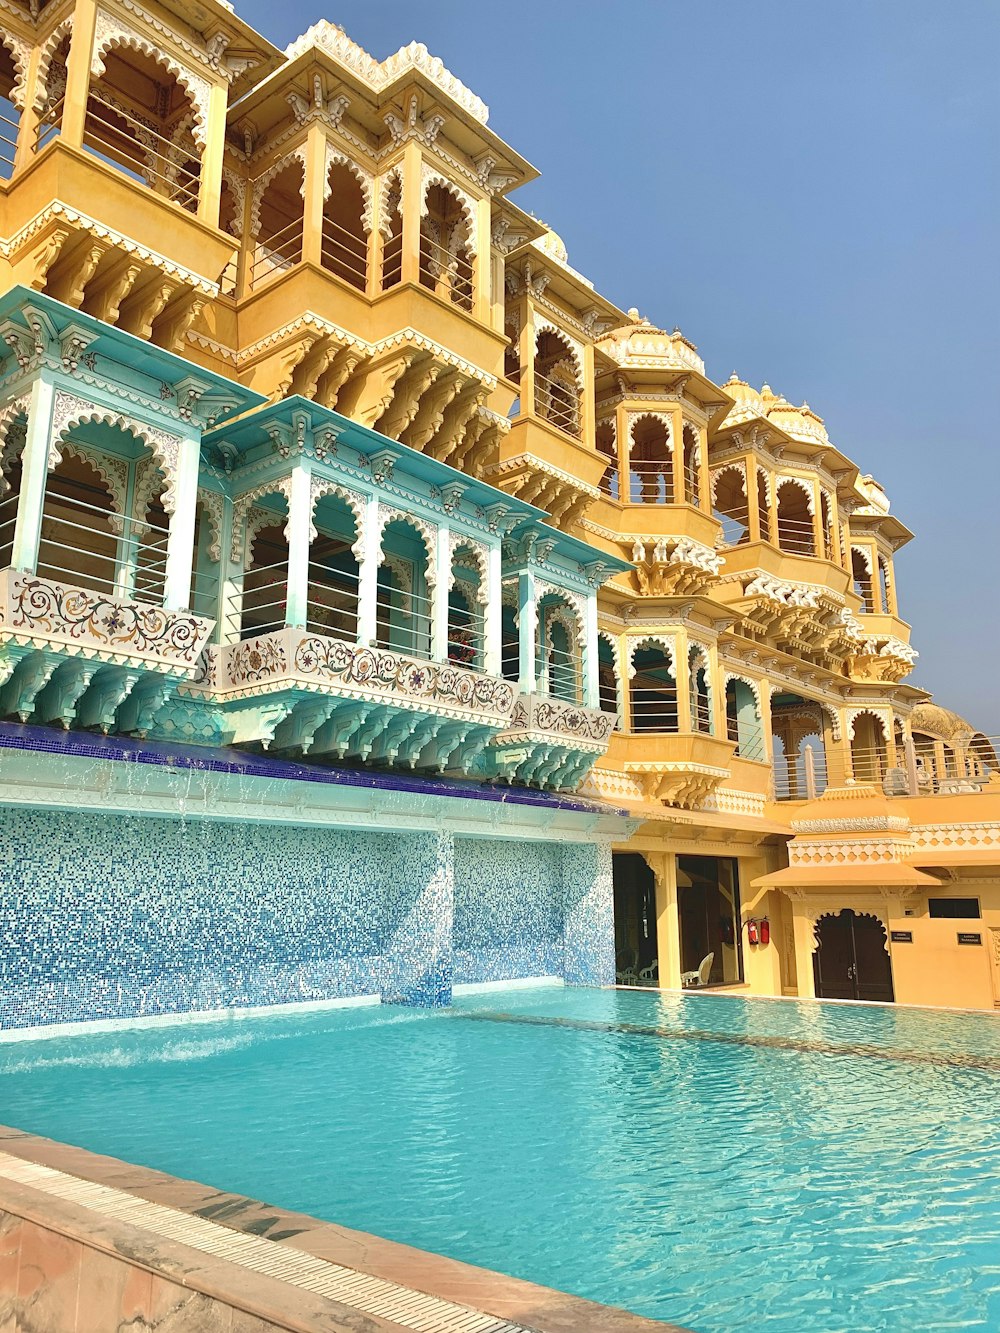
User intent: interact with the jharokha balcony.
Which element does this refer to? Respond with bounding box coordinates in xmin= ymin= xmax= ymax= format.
xmin=0 ymin=290 xmax=628 ymax=787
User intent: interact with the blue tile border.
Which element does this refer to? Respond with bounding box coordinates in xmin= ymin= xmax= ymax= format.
xmin=0 ymin=721 xmax=625 ymax=817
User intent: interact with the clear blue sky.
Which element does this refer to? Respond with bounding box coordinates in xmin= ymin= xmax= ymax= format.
xmin=238 ymin=0 xmax=1000 ymax=733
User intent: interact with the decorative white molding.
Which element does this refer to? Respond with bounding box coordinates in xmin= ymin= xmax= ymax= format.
xmin=775 ymin=473 xmax=816 ymax=515
xmin=449 ymin=533 xmax=489 ymax=603
xmin=310 ymin=477 xmax=366 ymax=559
xmin=709 ymin=461 xmax=747 ymax=506
xmin=248 ymin=149 xmax=307 ymax=237
xmin=196 ymin=488 xmax=224 ymax=562
xmin=420 ymin=163 xmax=478 ymax=256
xmin=324 ymin=144 xmax=376 ymax=234
xmin=231 ymin=478 xmax=293 ymax=563
xmin=376 ymin=505 xmax=438 ymax=585
xmin=0 ymin=30 xmax=32 ymax=110
xmin=50 ymin=391 xmax=185 ymax=512
xmin=627 ymin=633 xmax=676 ymax=677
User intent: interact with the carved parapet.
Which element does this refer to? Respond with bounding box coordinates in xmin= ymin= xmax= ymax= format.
xmin=621 ymin=733 xmax=738 ymax=810
xmin=485 ymin=691 xmax=615 ymax=791
xmin=0 ymin=571 xmax=214 ymax=674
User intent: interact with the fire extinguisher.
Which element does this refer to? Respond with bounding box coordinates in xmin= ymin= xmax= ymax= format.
xmin=746 ymin=919 xmax=760 ymax=946
xmin=760 ymin=917 xmax=770 ymax=946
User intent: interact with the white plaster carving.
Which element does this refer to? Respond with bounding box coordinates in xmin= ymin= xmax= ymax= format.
xmin=310 ymin=477 xmax=366 ymax=559
xmin=420 ymin=164 xmax=478 ymax=257
xmin=375 ymin=505 xmax=437 ymax=585
xmin=627 ymin=634 xmax=676 ymax=677
xmin=231 ymin=478 xmax=293 ymax=563
xmin=197 ymin=488 xmax=224 ymax=562
xmin=324 ymin=143 xmax=375 ymax=234
xmin=50 ymin=391 xmax=185 ymax=512
xmin=249 ymin=149 xmax=307 ymax=237
xmin=449 ymin=533 xmax=490 ymax=604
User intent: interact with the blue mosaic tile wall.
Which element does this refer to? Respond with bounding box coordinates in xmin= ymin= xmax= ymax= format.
xmin=0 ymin=809 xmax=613 ymax=1029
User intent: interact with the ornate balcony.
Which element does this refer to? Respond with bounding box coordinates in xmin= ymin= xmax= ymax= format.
xmin=486 ymin=692 xmax=615 ymax=789
xmin=609 ymin=731 xmax=737 ymax=809
xmin=168 ymin=629 xmax=516 ymax=772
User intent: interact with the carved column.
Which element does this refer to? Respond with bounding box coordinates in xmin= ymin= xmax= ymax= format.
xmin=9 ymin=375 xmax=56 ymax=573
xmin=284 ymin=463 xmax=312 ymax=628
xmin=583 ymin=587 xmax=600 ymax=709
xmin=431 ymin=519 xmax=450 ymax=661
xmin=163 ymin=434 xmax=201 ymax=611
xmin=60 ymin=0 xmax=98 ymax=148
xmin=484 ymin=540 xmax=503 ymax=676
xmin=518 ymin=569 xmax=538 ymax=694
xmin=355 ymin=492 xmax=381 ymax=647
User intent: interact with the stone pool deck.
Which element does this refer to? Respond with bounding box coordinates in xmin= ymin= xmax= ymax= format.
xmin=0 ymin=1126 xmax=689 ymax=1333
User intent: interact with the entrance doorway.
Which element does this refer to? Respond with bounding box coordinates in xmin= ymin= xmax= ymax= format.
xmin=677 ymin=857 xmax=743 ymax=987
xmin=813 ymin=910 xmax=894 ymax=1002
xmin=613 ymin=853 xmax=657 ymax=986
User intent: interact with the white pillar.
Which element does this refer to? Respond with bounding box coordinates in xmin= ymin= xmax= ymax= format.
xmin=356 ymin=493 xmax=381 ymax=647
xmin=431 ymin=521 xmax=451 ymax=662
xmin=284 ymin=464 xmax=311 ymax=628
xmin=518 ymin=570 xmax=537 ymax=694
xmin=163 ymin=434 xmax=201 ymax=611
xmin=10 ymin=375 xmax=56 ymax=573
xmin=583 ymin=589 xmax=600 ymax=708
xmin=484 ymin=541 xmax=502 ymax=676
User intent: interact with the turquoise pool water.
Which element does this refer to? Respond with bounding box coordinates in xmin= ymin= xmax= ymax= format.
xmin=2 ymin=986 xmax=1000 ymax=1332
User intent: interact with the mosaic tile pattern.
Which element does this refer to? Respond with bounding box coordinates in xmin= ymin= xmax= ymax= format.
xmin=0 ymin=809 xmax=616 ymax=1029
xmin=453 ymin=840 xmax=564 ymax=984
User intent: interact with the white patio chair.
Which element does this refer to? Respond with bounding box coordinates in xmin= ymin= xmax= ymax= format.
xmin=680 ymin=952 xmax=715 ymax=988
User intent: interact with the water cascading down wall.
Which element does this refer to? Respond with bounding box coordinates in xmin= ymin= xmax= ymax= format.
xmin=0 ymin=740 xmax=622 ymax=1031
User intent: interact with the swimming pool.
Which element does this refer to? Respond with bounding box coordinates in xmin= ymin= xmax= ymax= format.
xmin=2 ymin=986 xmax=999 ymax=1333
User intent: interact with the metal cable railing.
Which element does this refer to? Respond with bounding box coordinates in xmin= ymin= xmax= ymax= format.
xmin=771 ymin=735 xmax=1000 ymax=801
xmin=380 ymin=231 xmax=403 ymax=289
xmin=33 ymin=95 xmax=64 ymax=154
xmin=306 ymin=562 xmax=359 ymax=641
xmin=233 ymin=558 xmax=288 ymax=638
xmin=533 ymin=369 xmax=581 ymax=439
xmin=0 ymin=104 xmax=18 ymax=179
xmin=79 ymin=91 xmax=200 ymax=210
xmin=320 ymin=216 xmax=368 ymax=289
xmin=447 ymin=604 xmax=484 ymax=667
xmin=715 ymin=507 xmax=751 ymax=547
xmin=539 ymin=643 xmax=581 ymax=703
xmin=376 ymin=576 xmax=432 ymax=658
xmin=629 ymin=687 xmax=680 ymax=733
xmin=627 ymin=460 xmax=674 ymax=505
xmin=775 ymin=514 xmax=817 ymax=556
xmin=250 ymin=216 xmax=304 ymax=287
xmin=418 ymin=231 xmax=474 ymax=308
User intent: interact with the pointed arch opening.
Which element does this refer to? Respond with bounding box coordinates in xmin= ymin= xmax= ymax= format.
xmin=377 ymin=517 xmax=433 ymax=659
xmin=776 ymin=479 xmax=815 ymax=556
xmin=852 ymin=547 xmax=875 ymax=612
xmin=448 ymin=543 xmax=486 ymax=669
xmin=713 ymin=465 xmax=749 ymax=546
xmin=538 ymin=592 xmax=582 ymax=703
xmin=308 ymin=490 xmax=361 ymax=643
xmin=240 ymin=495 xmax=290 ymax=639
xmin=683 ymin=423 xmax=701 ymax=506
xmin=851 ymin=710 xmax=889 ymax=785
xmin=82 ymin=43 xmax=202 ymax=212
xmin=771 ymin=692 xmax=831 ymax=799
xmin=251 ymin=158 xmax=304 ymax=288
xmin=535 ymin=329 xmax=582 ymax=439
xmin=322 ymin=159 xmax=368 ymax=290
xmin=596 ymin=420 xmax=619 ymax=498
xmin=629 ymin=415 xmax=672 ymax=504
xmin=877 ymin=554 xmax=893 ymax=615
xmin=630 ymin=642 xmax=678 ymax=733
xmin=598 ymin=634 xmax=621 ymax=724
xmin=420 ymin=181 xmax=474 ymax=310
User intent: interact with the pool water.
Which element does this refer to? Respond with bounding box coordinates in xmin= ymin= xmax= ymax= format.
xmin=2 ymin=986 xmax=1000 ymax=1333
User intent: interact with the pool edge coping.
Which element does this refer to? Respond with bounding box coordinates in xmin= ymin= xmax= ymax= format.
xmin=0 ymin=1125 xmax=690 ymax=1333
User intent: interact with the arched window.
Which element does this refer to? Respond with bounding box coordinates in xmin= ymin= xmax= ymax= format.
xmin=725 ymin=678 xmax=764 ymax=760
xmin=448 ymin=545 xmax=486 ymax=668
xmin=251 ymin=160 xmax=304 ymax=287
xmin=629 ymin=415 xmax=672 ymax=504
xmin=0 ymin=38 xmax=22 ymax=180
xmin=420 ymin=182 xmax=474 ymax=310
xmin=630 ymin=644 xmax=678 ymax=733
xmin=598 ymin=636 xmax=620 ymax=722
xmin=596 ymin=421 xmax=618 ymax=498
xmin=689 ymin=645 xmax=712 ymax=734
xmin=535 ymin=330 xmax=582 ymax=439
xmin=241 ymin=499 xmax=289 ymax=638
xmin=878 ymin=555 xmax=892 ymax=615
xmin=713 ymin=466 xmax=749 ymax=546
xmin=322 ymin=161 xmax=368 ymax=290
xmin=84 ymin=44 xmax=202 ymax=211
xmin=851 ymin=712 xmax=888 ymax=784
xmin=501 ymin=599 xmax=519 ymax=683
xmin=683 ymin=424 xmax=701 ymax=506
xmin=37 ymin=451 xmax=120 ymax=597
xmin=538 ymin=595 xmax=581 ymax=702
xmin=852 ymin=548 xmax=875 ymax=612
xmin=820 ymin=492 xmax=837 ymax=562
xmin=377 ymin=518 xmax=432 ymax=659
xmin=308 ymin=492 xmax=361 ymax=642
xmin=776 ymin=480 xmax=815 ymax=556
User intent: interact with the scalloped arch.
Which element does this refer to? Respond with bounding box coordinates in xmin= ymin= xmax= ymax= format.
xmin=627 ymin=411 xmax=672 ymax=455
xmin=710 ymin=461 xmax=747 ymax=506
xmin=420 ymin=166 xmax=478 ymax=256
xmin=325 ymin=146 xmax=375 ymax=235
xmin=0 ymin=394 xmax=29 ymax=494
xmin=376 ymin=505 xmax=437 ymax=585
xmin=851 ymin=543 xmax=874 ymax=574
xmin=377 ymin=166 xmax=403 ymax=240
xmin=311 ymin=478 xmax=366 ymax=560
xmin=231 ymin=478 xmax=293 ymax=563
xmin=449 ymin=534 xmax=490 ymax=605
xmin=775 ymin=474 xmax=816 ymax=515
xmin=32 ymin=18 xmax=73 ymax=114
xmin=90 ymin=19 xmax=210 ymax=149
xmin=722 ymin=671 xmax=762 ymax=714
xmin=536 ymin=580 xmax=585 ymax=637
xmin=847 ymin=707 xmax=890 ymax=742
xmin=55 ymin=440 xmax=130 ymax=530
xmin=535 ymin=319 xmax=583 ymax=385
xmin=627 ymin=634 xmax=676 ymax=678
xmin=249 ymin=149 xmax=306 ymax=237
xmin=757 ymin=465 xmax=773 ymax=506
xmin=0 ymin=30 xmax=31 ymax=112
xmin=50 ymin=393 xmax=184 ymax=512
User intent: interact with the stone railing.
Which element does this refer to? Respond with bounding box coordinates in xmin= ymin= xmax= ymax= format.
xmin=200 ymin=628 xmax=517 ymax=727
xmin=0 ymin=569 xmax=213 ymax=672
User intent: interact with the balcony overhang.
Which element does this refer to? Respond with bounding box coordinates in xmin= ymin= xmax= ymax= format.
xmin=617 ymin=732 xmax=738 ymax=809
xmin=486 ymin=692 xmax=616 ymax=791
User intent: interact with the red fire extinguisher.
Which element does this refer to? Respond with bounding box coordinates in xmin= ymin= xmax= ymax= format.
xmin=746 ymin=919 xmax=760 ymax=946
xmin=760 ymin=917 xmax=770 ymax=946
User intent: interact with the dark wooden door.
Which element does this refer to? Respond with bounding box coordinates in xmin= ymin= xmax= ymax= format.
xmin=813 ymin=909 xmax=894 ymax=1003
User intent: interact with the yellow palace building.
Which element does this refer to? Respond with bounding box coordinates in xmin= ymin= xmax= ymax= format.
xmin=0 ymin=0 xmax=997 ymax=1024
